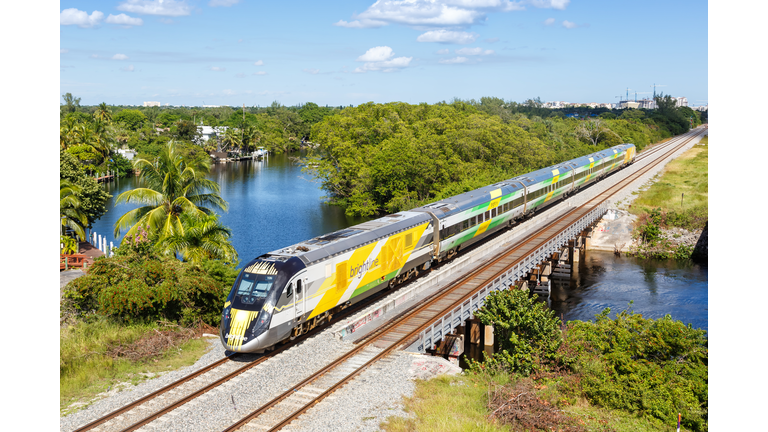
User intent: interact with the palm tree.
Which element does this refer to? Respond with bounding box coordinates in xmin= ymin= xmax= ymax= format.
xmin=60 ymin=117 xmax=81 ymax=150
xmin=221 ymin=128 xmax=242 ymax=152
xmin=94 ymin=102 xmax=112 ymax=124
xmin=154 ymin=213 xmax=238 ymax=264
xmin=242 ymin=125 xmax=262 ymax=155
xmin=114 ymin=140 xmax=228 ymax=240
xmin=61 ymin=180 xmax=87 ymax=240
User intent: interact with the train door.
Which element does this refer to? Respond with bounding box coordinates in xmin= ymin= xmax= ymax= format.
xmin=293 ymin=278 xmax=305 ymax=321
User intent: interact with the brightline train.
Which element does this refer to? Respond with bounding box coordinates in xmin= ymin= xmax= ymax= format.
xmin=221 ymin=143 xmax=636 ymax=353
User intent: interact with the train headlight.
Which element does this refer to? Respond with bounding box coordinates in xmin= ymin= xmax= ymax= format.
xmin=257 ymin=301 xmax=275 ymax=327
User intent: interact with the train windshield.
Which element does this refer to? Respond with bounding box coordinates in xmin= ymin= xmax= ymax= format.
xmin=236 ymin=273 xmax=276 ymax=305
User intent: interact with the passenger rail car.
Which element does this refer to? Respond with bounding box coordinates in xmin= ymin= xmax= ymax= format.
xmin=221 ymin=144 xmax=636 ymax=352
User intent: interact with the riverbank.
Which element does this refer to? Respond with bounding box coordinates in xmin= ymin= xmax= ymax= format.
xmin=589 ymin=131 xmax=708 ymax=259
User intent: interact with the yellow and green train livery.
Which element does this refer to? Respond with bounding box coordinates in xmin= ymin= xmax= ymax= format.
xmin=220 ymin=143 xmax=636 ymax=353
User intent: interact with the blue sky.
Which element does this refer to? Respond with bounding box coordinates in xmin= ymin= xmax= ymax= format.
xmin=59 ymin=0 xmax=708 ymax=107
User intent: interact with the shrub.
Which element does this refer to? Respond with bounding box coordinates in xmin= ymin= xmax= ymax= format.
xmin=467 ymin=288 xmax=562 ymax=376
xmin=564 ymin=308 xmax=708 ymax=431
xmin=63 ymin=249 xmax=231 ymax=326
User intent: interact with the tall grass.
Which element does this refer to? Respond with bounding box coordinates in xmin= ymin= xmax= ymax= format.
xmin=382 ymin=372 xmax=677 ymax=432
xmin=631 ymin=136 xmax=708 ymax=229
xmin=60 ymin=318 xmax=209 ymax=413
xmin=381 ymin=373 xmax=513 ymax=432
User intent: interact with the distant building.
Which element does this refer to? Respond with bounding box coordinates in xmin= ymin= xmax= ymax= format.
xmin=143 ymin=101 xmax=161 ymax=107
xmin=638 ymin=98 xmax=657 ymax=109
xmin=673 ymin=97 xmax=688 ymax=107
xmin=117 ymin=148 xmax=136 ymax=160
xmin=198 ymin=125 xmax=228 ymax=143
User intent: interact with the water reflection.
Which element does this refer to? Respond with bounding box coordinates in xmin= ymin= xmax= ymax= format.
xmin=548 ymin=250 xmax=708 ymax=331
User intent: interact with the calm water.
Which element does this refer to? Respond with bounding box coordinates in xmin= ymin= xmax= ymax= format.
xmin=90 ymin=158 xmax=707 ymax=330
xmin=90 ymin=152 xmax=367 ymax=264
xmin=549 ymin=251 xmax=708 ymax=331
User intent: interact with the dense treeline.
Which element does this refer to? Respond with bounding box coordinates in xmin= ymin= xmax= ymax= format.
xmin=60 ymin=95 xmax=341 ymax=174
xmin=302 ymin=97 xmax=700 ymax=217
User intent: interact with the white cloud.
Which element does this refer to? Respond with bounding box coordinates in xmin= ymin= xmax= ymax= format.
xmin=357 ymin=46 xmax=394 ymax=62
xmin=91 ymin=54 xmax=100 ymax=58
xmin=121 ymin=65 xmax=135 ymax=72
xmin=112 ymin=53 xmax=129 ymax=60
xmin=211 ymin=66 xmax=226 ymax=71
xmin=236 ymin=73 xmax=246 ymax=78
xmin=529 ymin=0 xmax=570 ymax=10
xmin=60 ymin=8 xmax=104 ymax=28
xmin=333 ymin=19 xmax=386 ymax=28
xmin=117 ymin=0 xmax=191 ymax=17
xmin=209 ymin=0 xmax=241 ymax=6
xmin=61 ymin=49 xmax=69 ymax=54
xmin=544 ymin=17 xmax=555 ymax=25
xmin=436 ymin=49 xmax=450 ymax=54
xmin=355 ymin=46 xmax=412 ymax=72
xmin=417 ymin=30 xmax=478 ymax=44
xmin=106 ymin=13 xmax=143 ymax=27
xmin=335 ymin=1 xmax=570 ymax=32
xmin=439 ymin=56 xmax=468 ymax=64
xmin=349 ymin=0 xmax=486 ymax=27
xmin=253 ymin=71 xmax=267 ymax=76
xmin=562 ymin=20 xmax=577 ymax=29
xmin=455 ymin=47 xmax=494 ymax=55
xmin=303 ymin=68 xmax=320 ymax=74
xmin=485 ymin=37 xmax=500 ymax=43
xmin=253 ymin=60 xmax=264 ymax=66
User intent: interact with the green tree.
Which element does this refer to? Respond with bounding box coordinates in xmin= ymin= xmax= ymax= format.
xmin=157 ymin=111 xmax=180 ymax=128
xmin=60 ymin=180 xmax=88 ymax=239
xmin=575 ymin=118 xmax=616 ymax=146
xmin=470 ymin=288 xmax=562 ymax=375
xmin=221 ymin=127 xmax=242 ymax=151
xmin=60 ymin=151 xmax=111 ymax=228
xmin=173 ymin=119 xmax=201 ymax=143
xmin=114 ymin=109 xmax=148 ymax=131
xmin=154 ymin=213 xmax=238 ymax=264
xmin=94 ymin=102 xmax=112 ymax=124
xmin=62 ymin=92 xmax=81 ymax=114
xmin=113 ymin=140 xmax=228 ymax=241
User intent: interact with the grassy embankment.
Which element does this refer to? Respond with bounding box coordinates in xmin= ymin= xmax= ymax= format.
xmin=629 ymin=136 xmax=708 ymax=230
xmin=60 ymin=319 xmax=211 ymax=415
xmin=382 ymin=373 xmax=673 ymax=432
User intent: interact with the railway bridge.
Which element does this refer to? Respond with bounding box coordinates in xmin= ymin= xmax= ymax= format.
xmin=331 ymin=126 xmax=707 ymax=362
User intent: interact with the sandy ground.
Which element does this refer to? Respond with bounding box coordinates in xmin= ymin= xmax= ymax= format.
xmin=589 ymin=210 xmax=636 ymax=253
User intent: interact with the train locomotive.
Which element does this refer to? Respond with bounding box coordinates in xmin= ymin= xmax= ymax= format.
xmin=220 ymin=143 xmax=636 ymax=353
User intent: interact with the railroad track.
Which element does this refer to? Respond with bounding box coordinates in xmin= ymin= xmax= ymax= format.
xmin=69 ymin=284 xmax=406 ymax=432
xmin=217 ymin=127 xmax=707 ymax=432
xmin=69 ymin=127 xmax=707 ymax=432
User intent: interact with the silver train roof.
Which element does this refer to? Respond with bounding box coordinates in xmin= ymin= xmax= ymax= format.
xmin=263 ymin=210 xmax=430 ymax=265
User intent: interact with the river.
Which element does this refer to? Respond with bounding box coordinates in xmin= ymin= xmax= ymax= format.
xmin=90 ymin=154 xmax=707 ymax=331
xmin=549 ymin=250 xmax=708 ymax=331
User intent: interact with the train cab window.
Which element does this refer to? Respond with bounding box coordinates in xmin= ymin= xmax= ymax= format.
xmin=286 ymin=282 xmax=293 ymax=298
xmin=296 ymin=279 xmax=302 ymax=294
xmin=236 ymin=273 xmax=275 ymax=304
